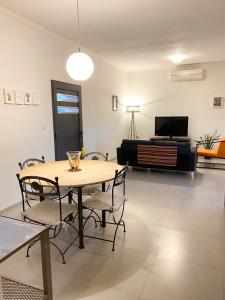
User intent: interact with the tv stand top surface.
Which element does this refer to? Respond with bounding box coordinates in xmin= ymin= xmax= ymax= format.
xmin=151 ymin=136 xmax=191 ymax=142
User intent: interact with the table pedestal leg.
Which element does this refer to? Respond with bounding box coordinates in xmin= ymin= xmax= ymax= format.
xmin=101 ymin=210 xmax=106 ymax=227
xmin=40 ymin=229 xmax=53 ymax=300
xmin=102 ymin=182 xmax=106 ymax=192
xmin=101 ymin=183 xmax=106 ymax=227
xmin=68 ymin=191 xmax=73 ymax=221
xmin=77 ymin=187 xmax=84 ymax=249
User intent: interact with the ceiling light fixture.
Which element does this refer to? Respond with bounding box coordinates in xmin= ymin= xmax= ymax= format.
xmin=66 ymin=0 xmax=94 ymax=81
xmin=169 ymin=54 xmax=186 ymax=64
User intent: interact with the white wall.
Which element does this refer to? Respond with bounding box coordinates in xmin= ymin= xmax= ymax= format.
xmin=127 ymin=62 xmax=225 ymax=141
xmin=0 ymin=7 xmax=128 ymax=210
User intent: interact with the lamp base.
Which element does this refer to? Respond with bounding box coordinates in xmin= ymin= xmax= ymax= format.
xmin=128 ymin=111 xmax=138 ymax=140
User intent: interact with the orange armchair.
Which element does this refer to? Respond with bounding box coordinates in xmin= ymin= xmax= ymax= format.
xmin=196 ymin=138 xmax=225 ymax=159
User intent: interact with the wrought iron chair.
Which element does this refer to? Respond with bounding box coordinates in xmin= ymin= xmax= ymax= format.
xmin=81 ymin=152 xmax=109 ymax=194
xmin=19 ymin=156 xmax=71 ymax=206
xmin=83 ymin=152 xmax=109 ymax=161
xmin=16 ymin=174 xmax=78 ymax=264
xmin=18 ymin=156 xmax=45 ymax=170
xmin=82 ymin=165 xmax=128 ymax=251
xmin=18 ymin=157 xmax=46 ymax=206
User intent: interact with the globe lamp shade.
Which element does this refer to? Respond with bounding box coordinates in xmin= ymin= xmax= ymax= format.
xmin=66 ymin=52 xmax=94 ymax=81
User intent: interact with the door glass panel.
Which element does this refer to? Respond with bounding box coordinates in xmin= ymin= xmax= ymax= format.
xmin=57 ymin=106 xmax=79 ymax=114
xmin=57 ymin=93 xmax=79 ymax=103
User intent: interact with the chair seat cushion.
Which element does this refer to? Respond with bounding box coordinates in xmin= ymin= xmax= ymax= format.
xmin=83 ymin=192 xmax=126 ymax=212
xmin=23 ymin=200 xmax=77 ymax=226
xmin=82 ymin=184 xmax=101 ymax=194
xmin=197 ymin=148 xmax=217 ymax=157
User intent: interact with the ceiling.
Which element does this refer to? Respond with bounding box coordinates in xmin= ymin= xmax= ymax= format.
xmin=1 ymin=0 xmax=225 ymax=71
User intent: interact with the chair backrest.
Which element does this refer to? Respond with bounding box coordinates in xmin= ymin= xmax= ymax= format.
xmin=83 ymin=152 xmax=108 ymax=161
xmin=18 ymin=156 xmax=45 ymax=170
xmin=112 ymin=165 xmax=128 ymax=206
xmin=16 ymin=174 xmax=63 ymax=221
xmin=216 ymin=139 xmax=225 ymax=157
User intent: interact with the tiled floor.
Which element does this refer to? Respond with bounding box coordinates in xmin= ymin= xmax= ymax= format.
xmin=1 ymin=167 xmax=225 ymax=299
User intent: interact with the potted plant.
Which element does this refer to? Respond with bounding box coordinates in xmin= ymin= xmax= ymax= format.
xmin=199 ymin=131 xmax=220 ymax=159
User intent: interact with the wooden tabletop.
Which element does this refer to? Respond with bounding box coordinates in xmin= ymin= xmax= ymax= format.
xmin=19 ymin=160 xmax=123 ymax=187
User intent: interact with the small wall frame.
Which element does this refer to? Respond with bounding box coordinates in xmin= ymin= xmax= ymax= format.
xmin=3 ymin=89 xmax=15 ymax=104
xmin=15 ymin=90 xmax=25 ymax=105
xmin=24 ymin=91 xmax=32 ymax=105
xmin=112 ymin=95 xmax=118 ymax=111
xmin=213 ymin=97 xmax=224 ymax=109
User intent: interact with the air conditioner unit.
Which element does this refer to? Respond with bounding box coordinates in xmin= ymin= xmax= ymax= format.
xmin=170 ymin=68 xmax=204 ymax=81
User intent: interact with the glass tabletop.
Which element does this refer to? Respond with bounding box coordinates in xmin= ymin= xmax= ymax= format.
xmin=0 ymin=216 xmax=45 ymax=263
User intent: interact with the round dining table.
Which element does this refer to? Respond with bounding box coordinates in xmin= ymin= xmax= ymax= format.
xmin=19 ymin=159 xmax=123 ymax=249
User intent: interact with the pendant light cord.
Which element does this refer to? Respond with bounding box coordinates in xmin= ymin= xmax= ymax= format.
xmin=76 ymin=0 xmax=81 ymax=52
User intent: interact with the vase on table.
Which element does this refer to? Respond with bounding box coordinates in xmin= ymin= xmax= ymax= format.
xmin=67 ymin=151 xmax=81 ymax=171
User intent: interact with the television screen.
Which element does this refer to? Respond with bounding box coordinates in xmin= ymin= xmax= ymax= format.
xmin=155 ymin=116 xmax=188 ymax=137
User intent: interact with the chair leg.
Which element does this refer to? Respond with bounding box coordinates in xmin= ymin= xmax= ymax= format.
xmin=83 ymin=208 xmax=101 ymax=228
xmin=26 ymin=238 xmax=39 ymax=257
xmin=90 ymin=209 xmax=101 ymax=224
xmin=91 ymin=216 xmax=98 ymax=228
xmin=26 ymin=200 xmax=32 ymax=208
xmin=64 ymin=220 xmax=78 ymax=233
xmin=26 ymin=226 xmax=58 ymax=257
xmin=121 ymin=220 xmax=126 ymax=232
xmin=49 ymin=241 xmax=66 ymax=264
xmin=83 ymin=209 xmax=98 ymax=228
xmin=50 ymin=224 xmax=61 ymax=239
xmin=81 ymin=204 xmax=126 ymax=251
xmin=26 ymin=224 xmax=68 ymax=264
xmin=112 ymin=203 xmax=126 ymax=251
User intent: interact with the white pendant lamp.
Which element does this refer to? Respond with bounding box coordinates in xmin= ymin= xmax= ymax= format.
xmin=66 ymin=0 xmax=94 ymax=81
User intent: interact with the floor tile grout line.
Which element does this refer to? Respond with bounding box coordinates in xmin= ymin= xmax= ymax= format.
xmin=220 ymin=235 xmax=225 ymax=300
xmin=138 ymin=255 xmax=159 ymax=300
xmin=154 ymin=252 xmax=223 ymax=271
xmin=221 ymin=268 xmax=225 ymax=300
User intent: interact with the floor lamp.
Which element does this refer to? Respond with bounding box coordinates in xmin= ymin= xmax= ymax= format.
xmin=126 ymin=105 xmax=140 ymax=140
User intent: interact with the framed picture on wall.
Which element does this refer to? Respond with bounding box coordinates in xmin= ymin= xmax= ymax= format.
xmin=112 ymin=95 xmax=118 ymax=111
xmin=24 ymin=91 xmax=32 ymax=105
xmin=3 ymin=89 xmax=15 ymax=104
xmin=213 ymin=97 xmax=224 ymax=108
xmin=32 ymin=92 xmax=40 ymax=105
xmin=15 ymin=90 xmax=25 ymax=105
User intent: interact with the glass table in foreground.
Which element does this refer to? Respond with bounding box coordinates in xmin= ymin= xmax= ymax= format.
xmin=0 ymin=216 xmax=52 ymax=300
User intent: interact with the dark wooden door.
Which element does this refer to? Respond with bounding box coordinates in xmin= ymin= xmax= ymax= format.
xmin=51 ymin=80 xmax=83 ymax=160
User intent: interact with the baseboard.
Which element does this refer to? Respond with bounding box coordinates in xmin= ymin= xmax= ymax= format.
xmin=0 ymin=201 xmax=21 ymax=215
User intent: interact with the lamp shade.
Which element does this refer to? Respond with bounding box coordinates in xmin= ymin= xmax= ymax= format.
xmin=66 ymin=52 xmax=94 ymax=81
xmin=126 ymin=105 xmax=140 ymax=113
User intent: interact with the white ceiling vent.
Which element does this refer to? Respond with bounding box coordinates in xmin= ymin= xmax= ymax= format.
xmin=170 ymin=68 xmax=204 ymax=81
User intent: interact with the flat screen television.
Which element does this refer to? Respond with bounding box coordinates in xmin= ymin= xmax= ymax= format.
xmin=155 ymin=116 xmax=188 ymax=137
